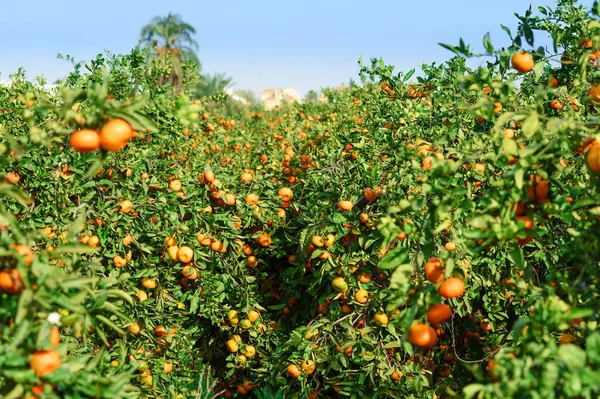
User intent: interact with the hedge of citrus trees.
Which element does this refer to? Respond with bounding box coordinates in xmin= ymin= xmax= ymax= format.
xmin=2 ymin=1 xmax=600 ymax=398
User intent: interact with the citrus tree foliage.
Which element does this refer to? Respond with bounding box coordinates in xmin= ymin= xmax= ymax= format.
xmin=1 ymin=1 xmax=600 ymax=399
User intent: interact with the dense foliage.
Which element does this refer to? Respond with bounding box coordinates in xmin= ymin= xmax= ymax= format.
xmin=2 ymin=1 xmax=600 ymax=398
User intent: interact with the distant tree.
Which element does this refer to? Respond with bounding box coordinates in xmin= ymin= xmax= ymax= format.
xmin=233 ymin=89 xmax=259 ymax=107
xmin=305 ymin=90 xmax=319 ymax=103
xmin=195 ymin=73 xmax=234 ymax=98
xmin=139 ymin=13 xmax=200 ymax=91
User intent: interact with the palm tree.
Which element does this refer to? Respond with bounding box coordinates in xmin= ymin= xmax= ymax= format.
xmin=139 ymin=13 xmax=200 ymax=91
xmin=195 ymin=73 xmax=234 ymax=98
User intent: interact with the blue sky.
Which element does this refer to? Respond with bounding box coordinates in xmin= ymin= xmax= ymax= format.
xmin=0 ymin=0 xmax=585 ymax=96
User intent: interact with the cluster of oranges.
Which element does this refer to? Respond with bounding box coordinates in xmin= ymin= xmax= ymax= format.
xmin=69 ymin=118 xmax=135 ymax=153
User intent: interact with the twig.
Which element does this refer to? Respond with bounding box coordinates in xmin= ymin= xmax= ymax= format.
xmin=450 ymin=314 xmax=503 ymax=364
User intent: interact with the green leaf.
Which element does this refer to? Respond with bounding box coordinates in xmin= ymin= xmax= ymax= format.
xmin=515 ymin=168 xmax=525 ymax=190
xmin=0 ymin=183 xmax=32 ymax=206
xmin=558 ymin=344 xmax=586 ymax=370
xmin=389 ymin=264 xmax=413 ymax=290
xmin=15 ymin=289 xmax=33 ymax=324
xmin=512 ymin=317 xmax=529 ymax=340
xmin=503 ymin=138 xmax=519 ymax=157
xmin=533 ymin=59 xmax=546 ymax=82
xmin=522 ymin=113 xmax=539 ymax=138
xmin=462 ymin=384 xmax=486 ymax=399
xmin=586 ymin=332 xmax=600 ymax=363
xmin=190 ymin=296 xmax=199 ymax=313
xmin=438 ymin=43 xmax=460 ymax=55
xmin=4 ymin=384 xmax=25 ymax=399
xmin=508 ymin=246 xmax=524 ymax=270
xmin=6 ymin=319 xmax=31 ymax=351
xmin=483 ymin=33 xmax=494 ymax=54
xmin=500 ymin=24 xmax=512 ymax=40
xmin=83 ymin=156 xmax=105 ymax=179
xmin=403 ymin=69 xmax=415 ymax=82
xmin=523 ymin=22 xmax=535 ymax=46
xmin=378 ymin=246 xmax=408 ymax=270
xmin=51 ymin=244 xmax=96 ymax=255
xmin=96 ymin=314 xmax=125 ymax=335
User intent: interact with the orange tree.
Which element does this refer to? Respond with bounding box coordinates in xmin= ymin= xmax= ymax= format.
xmin=2 ymin=1 xmax=600 ymax=398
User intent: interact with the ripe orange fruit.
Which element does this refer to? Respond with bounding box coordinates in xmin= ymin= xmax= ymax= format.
xmin=357 ymin=271 xmax=372 ymax=283
xmin=311 ymin=235 xmax=324 ymax=247
xmin=493 ymin=102 xmax=503 ymax=113
xmin=128 ymin=321 xmax=141 ymax=334
xmin=364 ymin=188 xmax=379 ymax=201
xmin=120 ymin=200 xmax=133 ymax=213
xmin=427 ymin=304 xmax=453 ymax=325
xmin=407 ymin=323 xmax=438 ymax=348
xmin=526 ymin=175 xmax=550 ymax=201
xmin=6 ymin=172 xmax=20 ymax=183
xmin=331 ymin=277 xmax=348 ymax=293
xmin=354 ymin=289 xmax=369 ymax=304
xmin=548 ymin=76 xmax=559 ymax=87
xmin=141 ymin=277 xmax=157 ymax=289
xmin=177 ymin=247 xmax=193 ymax=263
xmin=169 ymin=180 xmax=182 ymax=191
xmin=278 ymin=187 xmax=293 ymax=201
xmin=586 ymin=146 xmax=600 ymax=173
xmin=69 ymin=129 xmax=100 ymax=153
xmin=50 ymin=326 xmax=60 ymax=347
xmin=421 ymin=155 xmax=435 ymax=171
xmin=445 ymin=242 xmax=456 ymax=251
xmin=287 ymin=364 xmax=302 ymax=378
xmin=163 ymin=361 xmax=173 ymax=373
xmin=165 ymin=236 xmax=177 ymax=247
xmin=246 ymin=256 xmax=258 ymax=268
xmin=580 ymin=37 xmax=593 ymax=48
xmin=0 ymin=269 xmax=24 ymax=294
xmin=167 ymin=245 xmax=179 ymax=261
xmin=300 ymin=360 xmax=316 ymax=375
xmin=99 ymin=118 xmax=133 ymax=151
xmin=240 ymin=172 xmax=253 ymax=183
xmin=243 ymin=345 xmax=256 ymax=357
xmin=245 ymin=193 xmax=259 ymax=205
xmin=88 ymin=235 xmax=100 ymax=247
xmin=323 ymin=234 xmax=335 ymax=247
xmin=12 ymin=244 xmax=34 ymax=266
xmin=338 ymin=200 xmax=353 ymax=211
xmin=516 ymin=215 xmax=534 ymax=230
xmin=589 ymin=85 xmax=600 ymax=102
xmin=549 ymin=99 xmax=563 ymax=109
xmin=511 ymin=51 xmax=534 ymax=73
xmin=113 ymin=255 xmax=126 ymax=268
xmin=182 ymin=265 xmax=198 ymax=280
xmin=255 ymin=232 xmax=272 ymax=247
xmin=439 ymin=277 xmax=465 ymax=299
xmin=155 ymin=325 xmax=175 ymax=337
xmin=424 ymin=257 xmax=444 ymax=283
xmin=224 ymin=193 xmax=236 ymax=206
xmin=30 ymin=350 xmax=61 ymax=376
xmin=226 ymin=339 xmax=239 ymax=353
xmin=247 ymin=309 xmax=260 ymax=322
